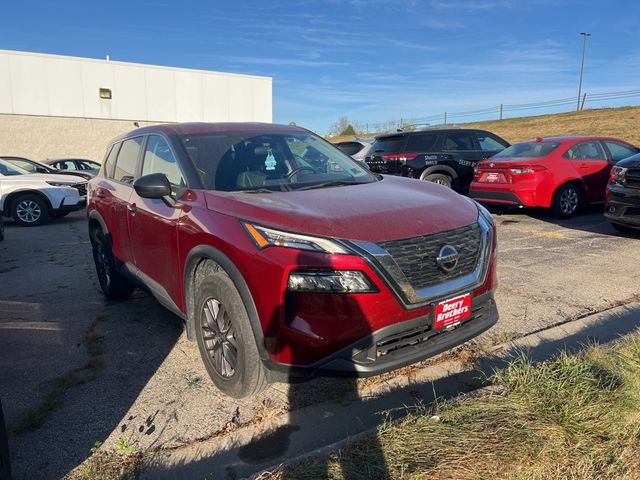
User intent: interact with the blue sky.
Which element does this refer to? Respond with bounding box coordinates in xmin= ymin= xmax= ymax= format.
xmin=2 ymin=0 xmax=639 ymax=133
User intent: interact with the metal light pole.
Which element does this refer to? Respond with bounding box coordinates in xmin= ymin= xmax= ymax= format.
xmin=577 ymin=32 xmax=591 ymax=111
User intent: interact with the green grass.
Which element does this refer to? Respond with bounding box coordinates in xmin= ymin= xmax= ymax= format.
xmin=273 ymin=334 xmax=640 ymax=480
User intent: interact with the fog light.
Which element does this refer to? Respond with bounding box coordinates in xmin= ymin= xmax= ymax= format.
xmin=608 ymin=205 xmax=616 ymax=213
xmin=287 ymin=270 xmax=377 ymax=293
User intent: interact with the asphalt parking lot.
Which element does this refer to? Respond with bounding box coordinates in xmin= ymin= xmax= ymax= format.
xmin=1 ymin=206 xmax=639 ymax=479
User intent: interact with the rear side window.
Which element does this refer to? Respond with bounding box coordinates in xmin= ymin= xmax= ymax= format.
xmin=604 ymin=141 xmax=638 ymax=162
xmin=405 ymin=134 xmax=438 ymax=153
xmin=370 ymin=135 xmax=405 ymax=155
xmin=103 ymin=143 xmax=120 ymax=178
xmin=444 ymin=132 xmax=474 ymax=151
xmin=113 ymin=137 xmax=143 ymax=184
xmin=476 ymin=132 xmax=508 ymax=152
xmin=564 ymin=141 xmax=605 ymax=160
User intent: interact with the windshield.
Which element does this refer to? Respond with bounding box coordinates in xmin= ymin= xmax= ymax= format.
xmin=0 ymin=159 xmax=28 ymax=176
xmin=493 ymin=141 xmax=561 ymax=158
xmin=179 ymin=131 xmax=377 ymax=192
xmin=370 ymin=135 xmax=406 ymax=156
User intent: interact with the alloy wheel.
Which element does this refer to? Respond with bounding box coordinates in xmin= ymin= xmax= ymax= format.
xmin=201 ymin=298 xmax=238 ymax=378
xmin=16 ymin=200 xmax=42 ymax=224
xmin=559 ymin=188 xmax=579 ymax=215
xmin=94 ymin=241 xmax=111 ymax=288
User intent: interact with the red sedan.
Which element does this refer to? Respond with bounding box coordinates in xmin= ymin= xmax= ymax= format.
xmin=470 ymin=136 xmax=639 ymax=217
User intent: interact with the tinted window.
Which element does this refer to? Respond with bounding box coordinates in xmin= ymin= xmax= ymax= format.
xmin=604 ymin=141 xmax=638 ymax=162
xmin=405 ymin=134 xmax=438 ymax=153
xmin=444 ymin=132 xmax=474 ymax=151
xmin=494 ymin=141 xmax=561 ymax=158
xmin=180 ymin=131 xmax=375 ymax=192
xmin=564 ymin=141 xmax=605 ymax=160
xmin=142 ymin=135 xmax=184 ymax=187
xmin=476 ymin=133 xmax=508 ymax=151
xmin=104 ymin=144 xmax=120 ymax=178
xmin=57 ymin=160 xmax=78 ymax=171
xmin=336 ymin=142 xmax=364 ymax=156
xmin=113 ymin=137 xmax=143 ymax=184
xmin=370 ymin=135 xmax=405 ymax=155
xmin=77 ymin=160 xmax=96 ymax=170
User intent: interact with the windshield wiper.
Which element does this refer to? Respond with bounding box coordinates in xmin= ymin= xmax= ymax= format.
xmin=295 ymin=180 xmax=359 ymax=191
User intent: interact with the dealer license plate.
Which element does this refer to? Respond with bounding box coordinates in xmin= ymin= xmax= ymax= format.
xmin=433 ymin=293 xmax=472 ymax=330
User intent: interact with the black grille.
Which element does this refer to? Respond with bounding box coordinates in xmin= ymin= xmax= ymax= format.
xmin=73 ymin=183 xmax=87 ymax=196
xmin=376 ymin=300 xmax=491 ymax=358
xmin=378 ymin=223 xmax=481 ymax=291
xmin=625 ymin=168 xmax=640 ymax=189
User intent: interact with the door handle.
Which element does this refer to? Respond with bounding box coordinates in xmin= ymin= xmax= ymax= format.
xmin=127 ymin=203 xmax=138 ymax=213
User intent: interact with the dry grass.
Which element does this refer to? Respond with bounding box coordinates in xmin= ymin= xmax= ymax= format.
xmin=327 ymin=106 xmax=640 ymax=146
xmin=271 ymin=333 xmax=640 ymax=480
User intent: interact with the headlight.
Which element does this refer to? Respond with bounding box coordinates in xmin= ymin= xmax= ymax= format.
xmin=287 ymin=270 xmax=377 ymax=293
xmin=46 ymin=181 xmax=75 ymax=187
xmin=243 ymin=222 xmax=349 ymax=254
xmin=612 ymin=166 xmax=627 ymax=185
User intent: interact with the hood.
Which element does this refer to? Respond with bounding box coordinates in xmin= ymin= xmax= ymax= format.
xmin=2 ymin=173 xmax=87 ymax=184
xmin=204 ymin=176 xmax=479 ymax=242
xmin=617 ymin=152 xmax=640 ymax=168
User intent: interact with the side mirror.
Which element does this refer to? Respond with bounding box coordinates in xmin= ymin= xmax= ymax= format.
xmin=133 ymin=173 xmax=175 ymax=206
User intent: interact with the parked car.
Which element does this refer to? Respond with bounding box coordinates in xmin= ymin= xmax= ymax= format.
xmin=2 ymin=156 xmax=93 ymax=180
xmin=46 ymin=158 xmax=101 ymax=177
xmin=87 ymin=122 xmax=499 ymax=398
xmin=365 ymin=127 xmax=510 ymax=192
xmin=605 ymin=152 xmax=640 ymax=233
xmin=0 ymin=159 xmax=87 ymax=226
xmin=334 ymin=138 xmax=374 ymax=162
xmin=470 ymin=136 xmax=639 ymax=218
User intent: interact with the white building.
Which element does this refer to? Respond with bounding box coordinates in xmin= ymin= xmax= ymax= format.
xmin=0 ymin=49 xmax=272 ymax=161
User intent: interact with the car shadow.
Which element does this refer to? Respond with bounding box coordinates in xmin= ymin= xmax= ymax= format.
xmin=488 ymin=204 xmax=632 ymax=237
xmin=141 ymin=297 xmax=640 ymax=479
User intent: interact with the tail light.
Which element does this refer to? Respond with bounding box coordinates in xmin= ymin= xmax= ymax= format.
xmin=382 ymin=154 xmax=418 ymax=163
xmin=610 ymin=166 xmax=627 ymax=185
xmin=508 ymin=165 xmax=546 ymax=175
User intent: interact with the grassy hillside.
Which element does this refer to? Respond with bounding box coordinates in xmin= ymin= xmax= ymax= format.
xmin=327 ymin=105 xmax=640 ymax=145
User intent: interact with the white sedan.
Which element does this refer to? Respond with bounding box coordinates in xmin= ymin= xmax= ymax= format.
xmin=0 ymin=158 xmax=87 ymax=226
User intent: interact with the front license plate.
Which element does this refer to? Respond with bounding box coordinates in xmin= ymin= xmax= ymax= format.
xmin=433 ymin=293 xmax=472 ymax=330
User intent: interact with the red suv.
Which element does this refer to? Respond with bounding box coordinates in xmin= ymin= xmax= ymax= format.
xmin=87 ymin=123 xmax=498 ymax=398
xmin=470 ymin=136 xmax=639 ymax=217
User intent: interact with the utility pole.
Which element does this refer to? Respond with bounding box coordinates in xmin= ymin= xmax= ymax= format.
xmin=577 ymin=32 xmax=591 ymax=111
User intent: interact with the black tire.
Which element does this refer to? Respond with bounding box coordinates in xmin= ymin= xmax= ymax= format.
xmin=422 ymin=173 xmax=453 ymax=189
xmin=11 ymin=194 xmax=49 ymax=226
xmin=551 ymin=183 xmax=581 ymax=218
xmin=194 ymin=270 xmax=269 ymax=398
xmin=91 ymin=230 xmax=135 ymax=300
xmin=611 ymin=223 xmax=640 ymax=235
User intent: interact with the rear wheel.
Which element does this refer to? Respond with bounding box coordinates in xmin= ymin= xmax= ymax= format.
xmin=551 ymin=184 xmax=581 ymax=218
xmin=91 ymin=230 xmax=135 ymax=300
xmin=194 ymin=270 xmax=268 ymax=398
xmin=12 ymin=194 xmax=49 ymax=226
xmin=422 ymin=172 xmax=453 ymax=189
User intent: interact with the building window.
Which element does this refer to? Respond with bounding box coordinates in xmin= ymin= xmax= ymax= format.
xmin=99 ymin=88 xmax=112 ymax=99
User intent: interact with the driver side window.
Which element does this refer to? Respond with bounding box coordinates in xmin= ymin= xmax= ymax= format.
xmin=142 ymin=136 xmax=185 ymax=191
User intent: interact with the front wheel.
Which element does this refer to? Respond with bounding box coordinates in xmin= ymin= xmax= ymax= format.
xmin=551 ymin=184 xmax=581 ymax=218
xmin=194 ymin=270 xmax=268 ymax=398
xmin=12 ymin=194 xmax=49 ymax=226
xmin=422 ymin=172 xmax=453 ymax=189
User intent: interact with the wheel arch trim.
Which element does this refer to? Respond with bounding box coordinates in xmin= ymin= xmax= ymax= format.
xmin=183 ymin=245 xmax=268 ymax=361
xmin=420 ymin=164 xmax=459 ymax=180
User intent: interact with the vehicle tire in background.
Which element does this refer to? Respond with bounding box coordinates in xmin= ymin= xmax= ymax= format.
xmin=194 ymin=270 xmax=269 ymax=398
xmin=422 ymin=172 xmax=453 ymax=189
xmin=551 ymin=183 xmax=581 ymax=218
xmin=91 ymin=230 xmax=136 ymax=300
xmin=11 ymin=194 xmax=49 ymax=227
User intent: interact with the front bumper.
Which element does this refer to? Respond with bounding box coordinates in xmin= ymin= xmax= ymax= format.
xmin=605 ymin=185 xmax=640 ymax=229
xmin=266 ymin=291 xmax=497 ymax=379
